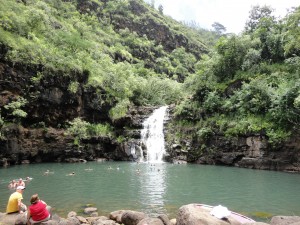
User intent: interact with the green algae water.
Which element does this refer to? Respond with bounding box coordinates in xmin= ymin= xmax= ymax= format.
xmin=0 ymin=162 xmax=300 ymax=222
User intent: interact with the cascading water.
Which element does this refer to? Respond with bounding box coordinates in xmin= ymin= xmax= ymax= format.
xmin=141 ymin=106 xmax=168 ymax=163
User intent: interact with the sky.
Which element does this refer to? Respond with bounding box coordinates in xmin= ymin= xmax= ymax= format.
xmin=145 ymin=0 xmax=299 ymax=34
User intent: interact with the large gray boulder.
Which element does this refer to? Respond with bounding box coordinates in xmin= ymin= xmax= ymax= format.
xmin=0 ymin=213 xmax=20 ymax=225
xmin=121 ymin=210 xmax=147 ymax=225
xmin=176 ymin=204 xmax=242 ymax=225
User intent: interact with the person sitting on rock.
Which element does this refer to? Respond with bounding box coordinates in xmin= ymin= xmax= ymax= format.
xmin=27 ymin=194 xmax=51 ymax=225
xmin=6 ymin=186 xmax=27 ymax=214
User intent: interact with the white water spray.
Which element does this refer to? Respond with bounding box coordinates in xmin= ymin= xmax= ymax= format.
xmin=141 ymin=106 xmax=168 ymax=163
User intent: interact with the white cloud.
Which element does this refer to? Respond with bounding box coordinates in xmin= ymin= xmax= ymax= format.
xmin=147 ymin=0 xmax=299 ymax=34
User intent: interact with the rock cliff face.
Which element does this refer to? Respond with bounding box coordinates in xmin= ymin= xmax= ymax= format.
xmin=0 ymin=49 xmax=155 ymax=166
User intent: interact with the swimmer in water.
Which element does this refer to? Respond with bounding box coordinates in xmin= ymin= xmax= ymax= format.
xmin=43 ymin=170 xmax=54 ymax=176
xmin=67 ymin=172 xmax=75 ymax=176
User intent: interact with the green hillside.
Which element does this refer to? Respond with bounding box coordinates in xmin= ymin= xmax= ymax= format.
xmin=0 ymin=0 xmax=300 ymax=153
xmin=169 ymin=5 xmax=300 ymax=152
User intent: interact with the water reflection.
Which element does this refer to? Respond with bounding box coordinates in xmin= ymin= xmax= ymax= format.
xmin=138 ymin=163 xmax=167 ymax=216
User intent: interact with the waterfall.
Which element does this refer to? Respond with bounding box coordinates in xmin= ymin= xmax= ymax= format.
xmin=141 ymin=106 xmax=168 ymax=163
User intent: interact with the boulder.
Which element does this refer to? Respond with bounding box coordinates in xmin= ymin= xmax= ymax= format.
xmin=245 ymin=223 xmax=270 ymax=225
xmin=91 ymin=212 xmax=99 ymax=217
xmin=93 ymin=219 xmax=119 ymax=225
xmin=66 ymin=216 xmax=80 ymax=225
xmin=170 ymin=218 xmax=176 ymax=225
xmin=137 ymin=217 xmax=164 ymax=225
xmin=176 ymin=204 xmax=241 ymax=225
xmin=84 ymin=207 xmax=98 ymax=215
xmin=0 ymin=213 xmax=20 ymax=225
xmin=76 ymin=215 xmax=88 ymax=223
xmin=67 ymin=211 xmax=77 ymax=218
xmin=270 ymin=216 xmax=300 ymax=225
xmin=58 ymin=218 xmax=68 ymax=225
xmin=121 ymin=210 xmax=147 ymax=225
xmin=110 ymin=210 xmax=127 ymax=223
xmin=157 ymin=214 xmax=171 ymax=225
xmin=41 ymin=220 xmax=58 ymax=225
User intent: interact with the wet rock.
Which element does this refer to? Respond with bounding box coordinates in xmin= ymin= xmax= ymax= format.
xmin=84 ymin=207 xmax=98 ymax=215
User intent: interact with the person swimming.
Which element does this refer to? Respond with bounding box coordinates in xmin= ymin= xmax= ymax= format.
xmin=26 ymin=177 xmax=33 ymax=181
xmin=8 ymin=180 xmax=17 ymax=189
xmin=67 ymin=172 xmax=75 ymax=176
xmin=43 ymin=170 xmax=54 ymax=176
xmin=17 ymin=178 xmax=25 ymax=187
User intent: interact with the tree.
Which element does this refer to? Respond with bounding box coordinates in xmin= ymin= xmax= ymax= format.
xmin=283 ymin=6 xmax=300 ymax=57
xmin=4 ymin=97 xmax=28 ymax=123
xmin=245 ymin=5 xmax=275 ymax=33
xmin=150 ymin=0 xmax=155 ymax=8
xmin=212 ymin=22 xmax=226 ymax=35
xmin=213 ymin=35 xmax=248 ymax=81
xmin=158 ymin=4 xmax=163 ymax=14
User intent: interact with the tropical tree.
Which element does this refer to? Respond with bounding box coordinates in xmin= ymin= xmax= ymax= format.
xmin=212 ymin=22 xmax=226 ymax=35
xmin=245 ymin=5 xmax=275 ymax=33
xmin=283 ymin=6 xmax=300 ymax=57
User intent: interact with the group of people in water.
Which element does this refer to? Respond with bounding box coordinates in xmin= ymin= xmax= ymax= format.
xmin=8 ymin=177 xmax=31 ymax=189
xmin=6 ymin=176 xmax=51 ymax=225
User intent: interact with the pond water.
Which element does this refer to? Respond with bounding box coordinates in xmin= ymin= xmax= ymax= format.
xmin=0 ymin=162 xmax=300 ymax=222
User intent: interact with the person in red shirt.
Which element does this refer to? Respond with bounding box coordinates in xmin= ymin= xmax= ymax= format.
xmin=26 ymin=194 xmax=51 ymax=225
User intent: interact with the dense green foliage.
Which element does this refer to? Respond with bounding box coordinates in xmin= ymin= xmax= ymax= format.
xmin=173 ymin=5 xmax=300 ymax=145
xmin=0 ymin=0 xmax=208 ymax=122
xmin=67 ymin=117 xmax=114 ymax=146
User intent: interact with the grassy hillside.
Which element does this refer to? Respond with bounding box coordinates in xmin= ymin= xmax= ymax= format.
xmin=0 ymin=0 xmax=213 ymax=123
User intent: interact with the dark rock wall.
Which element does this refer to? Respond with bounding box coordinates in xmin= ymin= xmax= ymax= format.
xmin=0 ymin=55 xmax=159 ymax=166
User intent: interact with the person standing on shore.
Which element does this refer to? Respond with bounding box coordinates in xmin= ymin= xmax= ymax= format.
xmin=6 ymin=186 xmax=27 ymax=214
xmin=27 ymin=194 xmax=51 ymax=225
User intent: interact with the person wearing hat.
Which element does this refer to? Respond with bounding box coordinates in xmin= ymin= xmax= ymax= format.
xmin=27 ymin=194 xmax=51 ymax=225
xmin=6 ymin=186 xmax=27 ymax=214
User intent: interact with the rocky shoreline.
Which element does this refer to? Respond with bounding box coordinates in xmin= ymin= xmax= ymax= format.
xmin=1 ymin=203 xmax=300 ymax=225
